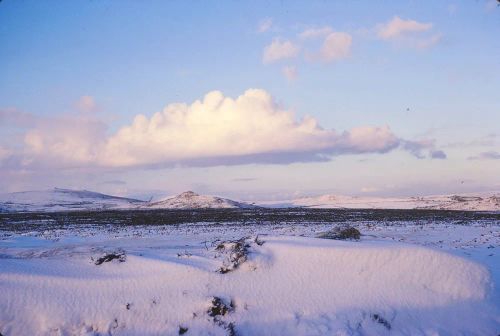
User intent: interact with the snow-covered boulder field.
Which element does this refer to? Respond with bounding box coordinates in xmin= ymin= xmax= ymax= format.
xmin=0 ymin=235 xmax=498 ymax=335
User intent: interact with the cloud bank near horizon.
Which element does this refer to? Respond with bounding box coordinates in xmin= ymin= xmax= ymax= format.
xmin=0 ymin=90 xmax=444 ymax=170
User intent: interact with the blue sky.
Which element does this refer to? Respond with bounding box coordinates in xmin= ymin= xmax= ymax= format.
xmin=0 ymin=0 xmax=499 ymax=200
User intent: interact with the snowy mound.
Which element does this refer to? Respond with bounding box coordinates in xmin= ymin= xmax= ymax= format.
xmin=1 ymin=236 xmax=497 ymax=335
xmin=267 ymin=192 xmax=500 ymax=211
xmin=144 ymin=191 xmax=257 ymax=209
xmin=0 ymin=188 xmax=145 ymax=212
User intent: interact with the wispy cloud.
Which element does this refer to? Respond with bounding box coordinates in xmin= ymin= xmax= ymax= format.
xmin=0 ymin=108 xmax=37 ymax=128
xmin=377 ymin=16 xmax=432 ymax=40
xmin=316 ymin=32 xmax=352 ymax=62
xmin=298 ymin=26 xmax=333 ymax=40
xmin=22 ymin=112 xmax=107 ymax=167
xmin=375 ymin=16 xmax=442 ymax=50
xmin=0 ymin=145 xmax=11 ymax=163
xmin=291 ymin=26 xmax=353 ymax=63
xmin=257 ymin=18 xmax=273 ymax=33
xmin=361 ymin=186 xmax=378 ymax=193
xmin=75 ymin=95 xmax=98 ymax=113
xmin=282 ymin=65 xmax=298 ymax=81
xmin=445 ymin=133 xmax=498 ymax=148
xmin=262 ymin=38 xmax=300 ymax=64
xmin=468 ymin=151 xmax=500 ymax=160
xmin=101 ymin=180 xmax=127 ymax=185
xmin=402 ymin=139 xmax=447 ymax=159
xmin=232 ymin=177 xmax=257 ymax=182
xmin=430 ymin=150 xmax=447 ymax=159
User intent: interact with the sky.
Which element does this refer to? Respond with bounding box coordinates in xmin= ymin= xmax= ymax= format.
xmin=0 ymin=0 xmax=499 ymax=201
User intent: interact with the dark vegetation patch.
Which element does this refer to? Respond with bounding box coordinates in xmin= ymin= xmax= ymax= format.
xmin=221 ymin=322 xmax=237 ymax=336
xmin=178 ymin=326 xmax=188 ymax=335
xmin=254 ymin=235 xmax=265 ymax=246
xmin=216 ymin=238 xmax=251 ymax=274
xmin=177 ymin=251 xmax=192 ymax=258
xmin=317 ymin=226 xmax=361 ymax=240
xmin=207 ymin=297 xmax=237 ymax=336
xmin=450 ymin=195 xmax=482 ymax=202
xmin=2 ymin=208 xmax=498 ymax=234
xmin=371 ymin=313 xmax=391 ymax=330
xmin=208 ymin=297 xmax=234 ymax=317
xmin=93 ymin=251 xmax=126 ymax=265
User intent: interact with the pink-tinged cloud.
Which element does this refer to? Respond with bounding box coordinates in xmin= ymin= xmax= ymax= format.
xmin=282 ymin=66 xmax=298 ymax=81
xmin=301 ymin=29 xmax=352 ymax=63
xmin=0 ymin=89 xmax=445 ymax=169
xmin=262 ymin=39 xmax=300 ymax=64
xmin=0 ymin=145 xmax=11 ymax=163
xmin=0 ymin=108 xmax=37 ymax=127
xmin=318 ymin=32 xmax=352 ymax=62
xmin=100 ymin=89 xmax=400 ymax=167
xmin=75 ymin=95 xmax=97 ymax=112
xmin=376 ymin=16 xmax=441 ymax=50
xmin=257 ymin=18 xmax=273 ymax=33
xmin=298 ymin=27 xmax=333 ymax=40
xmin=23 ymin=113 xmax=107 ymax=167
xmin=377 ymin=16 xmax=432 ymax=40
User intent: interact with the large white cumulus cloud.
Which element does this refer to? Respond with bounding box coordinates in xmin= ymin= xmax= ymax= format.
xmin=100 ymin=89 xmax=399 ymax=167
xmin=2 ymin=89 xmax=441 ymax=169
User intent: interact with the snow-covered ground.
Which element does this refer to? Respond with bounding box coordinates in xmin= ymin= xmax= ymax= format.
xmin=0 ymin=217 xmax=499 ymax=335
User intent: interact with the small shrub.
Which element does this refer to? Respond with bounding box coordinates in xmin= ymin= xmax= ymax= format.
xmin=254 ymin=235 xmax=265 ymax=246
xmin=371 ymin=313 xmax=391 ymax=330
xmin=208 ymin=297 xmax=234 ymax=317
xmin=94 ymin=251 xmax=126 ymax=265
xmin=206 ymin=297 xmax=238 ymax=336
xmin=317 ymin=226 xmax=361 ymax=240
xmin=224 ymin=322 xmax=237 ymax=336
xmin=178 ymin=326 xmax=188 ymax=335
xmin=217 ymin=238 xmax=250 ymax=274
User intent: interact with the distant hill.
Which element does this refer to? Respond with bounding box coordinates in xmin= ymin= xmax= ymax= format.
xmin=1 ymin=188 xmax=498 ymax=212
xmin=261 ymin=192 xmax=500 ymax=211
xmin=0 ymin=188 xmax=145 ymax=212
xmin=0 ymin=189 xmax=257 ymax=212
xmin=142 ymin=191 xmax=258 ymax=209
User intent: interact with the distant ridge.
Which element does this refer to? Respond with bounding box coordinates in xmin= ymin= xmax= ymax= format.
xmin=0 ymin=189 xmax=257 ymax=212
xmin=1 ymin=188 xmax=499 ymax=212
xmin=262 ymin=192 xmax=500 ymax=211
xmin=0 ymin=188 xmax=145 ymax=212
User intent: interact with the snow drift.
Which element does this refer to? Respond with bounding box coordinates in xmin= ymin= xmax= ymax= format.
xmin=0 ymin=236 xmax=497 ymax=335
